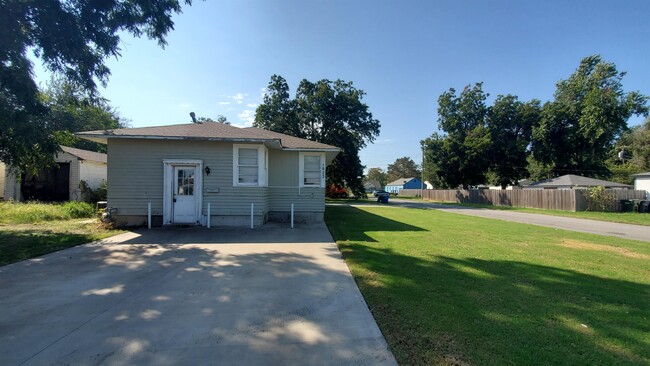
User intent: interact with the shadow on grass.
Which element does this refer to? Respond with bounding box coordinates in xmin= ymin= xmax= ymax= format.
xmin=338 ymin=242 xmax=650 ymax=365
xmin=325 ymin=206 xmax=427 ymax=242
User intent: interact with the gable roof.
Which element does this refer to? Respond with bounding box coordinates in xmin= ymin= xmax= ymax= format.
xmin=526 ymin=174 xmax=632 ymax=188
xmin=76 ymin=122 xmax=339 ymax=151
xmin=60 ymin=146 xmax=107 ymax=163
xmin=386 ymin=177 xmax=418 ymax=186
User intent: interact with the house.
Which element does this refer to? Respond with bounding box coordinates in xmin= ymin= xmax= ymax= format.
xmin=487 ymin=179 xmax=535 ymax=190
xmin=363 ymin=180 xmax=381 ymax=192
xmin=385 ymin=177 xmax=424 ymax=194
xmin=524 ymin=174 xmax=632 ymax=190
xmin=1 ymin=146 xmax=107 ymax=201
xmin=633 ymin=172 xmax=650 ymax=199
xmin=76 ymin=122 xmax=340 ymax=227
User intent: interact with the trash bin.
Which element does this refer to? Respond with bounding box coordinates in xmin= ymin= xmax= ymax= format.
xmin=638 ymin=200 xmax=649 ymax=213
xmin=620 ymin=199 xmax=634 ymax=212
xmin=381 ymin=194 xmax=389 ymax=204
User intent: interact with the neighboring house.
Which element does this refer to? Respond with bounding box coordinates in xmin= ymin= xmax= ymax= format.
xmin=524 ymin=174 xmax=632 ymax=190
xmin=488 ymin=179 xmax=535 ymax=190
xmin=633 ymin=172 xmax=650 ymax=199
xmin=2 ymin=146 xmax=107 ymax=202
xmin=363 ymin=180 xmax=381 ymax=192
xmin=76 ymin=122 xmax=340 ymax=227
xmin=385 ymin=177 xmax=424 ymax=194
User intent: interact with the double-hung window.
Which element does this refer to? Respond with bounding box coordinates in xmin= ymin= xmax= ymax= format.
xmin=233 ymin=144 xmax=267 ymax=186
xmin=299 ymin=152 xmax=325 ymax=187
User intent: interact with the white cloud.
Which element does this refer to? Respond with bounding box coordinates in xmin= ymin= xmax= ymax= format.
xmin=260 ymin=88 xmax=266 ymax=98
xmin=218 ymin=101 xmax=230 ymax=105
xmin=231 ymin=93 xmax=247 ymax=104
xmin=247 ymin=103 xmax=258 ymax=108
xmin=179 ymin=102 xmax=191 ymax=109
xmin=237 ymin=110 xmax=255 ymax=127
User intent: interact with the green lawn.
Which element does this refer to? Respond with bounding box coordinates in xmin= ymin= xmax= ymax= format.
xmin=325 ymin=205 xmax=650 ymax=365
xmin=0 ymin=202 xmax=123 ymax=266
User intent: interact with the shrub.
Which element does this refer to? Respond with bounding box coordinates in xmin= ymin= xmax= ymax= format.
xmin=585 ymin=186 xmax=616 ymax=212
xmin=62 ymin=201 xmax=95 ymax=218
xmin=79 ymin=180 xmax=107 ymax=203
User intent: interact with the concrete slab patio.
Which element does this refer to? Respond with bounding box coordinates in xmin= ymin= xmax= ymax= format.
xmin=0 ymin=223 xmax=396 ymax=366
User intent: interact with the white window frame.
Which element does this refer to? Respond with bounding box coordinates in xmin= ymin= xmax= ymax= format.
xmin=299 ymin=152 xmax=326 ymax=188
xmin=233 ymin=144 xmax=267 ymax=187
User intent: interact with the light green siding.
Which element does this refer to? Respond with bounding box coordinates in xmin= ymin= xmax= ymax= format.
xmin=108 ymin=139 xmax=268 ymax=218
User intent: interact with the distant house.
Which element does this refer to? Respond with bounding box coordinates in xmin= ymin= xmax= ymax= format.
xmin=363 ymin=180 xmax=381 ymax=192
xmin=524 ymin=174 xmax=632 ymax=190
xmin=633 ymin=172 xmax=650 ymax=199
xmin=488 ymin=179 xmax=535 ymax=190
xmin=1 ymin=146 xmax=107 ymax=202
xmin=76 ymin=122 xmax=340 ymax=227
xmin=385 ymin=177 xmax=424 ymax=194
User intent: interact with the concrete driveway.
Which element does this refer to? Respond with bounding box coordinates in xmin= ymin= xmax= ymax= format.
xmin=0 ymin=224 xmax=396 ymax=366
xmin=388 ymin=198 xmax=650 ymax=242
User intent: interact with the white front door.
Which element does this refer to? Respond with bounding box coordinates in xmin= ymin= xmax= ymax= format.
xmin=173 ymin=166 xmax=198 ymax=223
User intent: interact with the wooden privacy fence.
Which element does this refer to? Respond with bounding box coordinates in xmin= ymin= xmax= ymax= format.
xmin=399 ymin=189 xmax=647 ymax=212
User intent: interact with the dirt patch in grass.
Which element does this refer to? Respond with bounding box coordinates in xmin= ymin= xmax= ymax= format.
xmin=560 ymin=239 xmax=650 ymax=260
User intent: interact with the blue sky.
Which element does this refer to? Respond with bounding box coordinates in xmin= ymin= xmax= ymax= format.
xmin=33 ymin=0 xmax=650 ymax=171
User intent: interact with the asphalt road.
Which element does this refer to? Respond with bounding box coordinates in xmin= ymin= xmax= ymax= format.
xmin=387 ymin=199 xmax=650 ymax=243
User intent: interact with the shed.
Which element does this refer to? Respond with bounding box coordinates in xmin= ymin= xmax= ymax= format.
xmin=2 ymin=146 xmax=107 ymax=201
xmin=76 ymin=122 xmax=340 ymax=227
xmin=385 ymin=177 xmax=424 ymax=194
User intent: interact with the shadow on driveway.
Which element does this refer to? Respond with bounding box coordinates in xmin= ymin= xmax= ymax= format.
xmin=0 ymin=224 xmax=396 ymax=365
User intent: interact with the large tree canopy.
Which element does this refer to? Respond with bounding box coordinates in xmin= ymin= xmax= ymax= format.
xmin=387 ymin=157 xmax=420 ymax=183
xmin=43 ymin=78 xmax=128 ymax=153
xmin=487 ymin=95 xmax=540 ymax=188
xmin=422 ymin=83 xmax=492 ymax=189
xmin=0 ymin=0 xmax=191 ymax=171
xmin=254 ymin=75 xmax=380 ymax=196
xmin=531 ymin=55 xmax=648 ymax=178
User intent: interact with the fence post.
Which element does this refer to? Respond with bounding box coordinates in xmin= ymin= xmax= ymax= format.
xmin=291 ymin=203 xmax=294 ymax=229
xmin=250 ymin=203 xmax=254 ymax=229
xmin=147 ymin=202 xmax=151 ymax=229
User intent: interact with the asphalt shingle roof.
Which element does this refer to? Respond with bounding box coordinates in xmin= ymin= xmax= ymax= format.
xmin=60 ymin=146 xmax=107 ymax=163
xmin=386 ymin=177 xmax=417 ymax=186
xmin=526 ymin=174 xmax=632 ymax=188
xmin=76 ymin=122 xmax=339 ymax=150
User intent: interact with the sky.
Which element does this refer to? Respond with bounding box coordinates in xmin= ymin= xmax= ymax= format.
xmin=33 ymin=0 xmax=650 ymax=171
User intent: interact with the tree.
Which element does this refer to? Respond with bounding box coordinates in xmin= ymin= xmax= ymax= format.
xmin=366 ymin=167 xmax=388 ymax=187
xmin=487 ymin=95 xmax=540 ymax=188
xmin=254 ymin=75 xmax=380 ymax=196
xmin=421 ymin=83 xmax=492 ymax=189
xmin=386 ymin=157 xmax=420 ymax=182
xmin=531 ymin=55 xmax=648 ymax=178
xmin=198 ymin=115 xmax=230 ymax=124
xmin=1 ymin=0 xmax=192 ymax=172
xmin=43 ymin=78 xmax=128 ymax=153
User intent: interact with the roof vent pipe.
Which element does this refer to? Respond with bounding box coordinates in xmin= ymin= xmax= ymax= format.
xmin=189 ymin=112 xmax=197 ymax=123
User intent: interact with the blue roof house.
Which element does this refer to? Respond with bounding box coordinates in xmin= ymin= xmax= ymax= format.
xmin=385 ymin=177 xmax=424 ymax=194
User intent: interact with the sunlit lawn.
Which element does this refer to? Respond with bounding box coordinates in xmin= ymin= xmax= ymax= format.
xmin=325 ymin=205 xmax=650 ymax=365
xmin=0 ymin=219 xmax=123 ymax=266
xmin=415 ymin=199 xmax=650 ymax=226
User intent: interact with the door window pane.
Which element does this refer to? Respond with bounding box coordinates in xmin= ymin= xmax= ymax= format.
xmin=177 ymin=168 xmax=194 ymax=195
